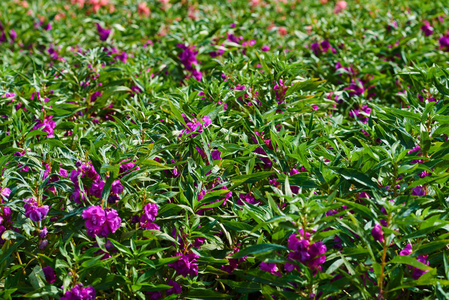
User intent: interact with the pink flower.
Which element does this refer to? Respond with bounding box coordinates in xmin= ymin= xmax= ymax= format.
xmin=137 ymin=2 xmax=150 ymax=16
xmin=82 ymin=205 xmax=106 ymax=236
xmin=33 ymin=115 xmax=56 ymax=138
xmin=260 ymin=262 xmax=281 ymax=276
xmin=24 ymin=198 xmax=49 ymax=222
xmin=333 ymin=1 xmax=347 ymax=14
xmin=400 ymin=243 xmax=412 ymax=256
xmin=371 ymin=224 xmax=384 ymax=242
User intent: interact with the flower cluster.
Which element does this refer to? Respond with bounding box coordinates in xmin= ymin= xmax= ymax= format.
xmin=60 ymin=284 xmax=96 ymax=300
xmin=96 ymin=23 xmax=110 ymax=41
xmin=221 ymin=246 xmax=246 ymax=274
xmin=33 ymin=115 xmax=56 ymax=138
xmin=179 ymin=115 xmax=212 ymax=137
xmin=177 ymin=44 xmax=202 ymax=81
xmin=399 ymin=243 xmax=430 ymax=279
xmin=349 ymin=104 xmax=371 ymax=123
xmin=70 ymin=161 xmax=101 ymax=203
xmin=82 ymin=205 xmax=121 ymax=237
xmin=168 ymin=252 xmax=199 ymax=277
xmin=310 ymin=40 xmax=336 ymax=55
xmin=140 ymin=203 xmax=159 ymax=230
xmin=24 ymin=198 xmax=49 ymax=222
xmin=285 ymin=229 xmax=327 ymax=275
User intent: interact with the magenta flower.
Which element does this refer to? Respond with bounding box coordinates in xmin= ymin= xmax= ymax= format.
xmin=24 ymin=198 xmax=49 ymax=222
xmin=83 ymin=206 xmax=121 ymax=238
xmin=285 ymin=229 xmax=326 ymax=275
xmin=33 ymin=115 xmax=56 ymax=138
xmin=143 ymin=203 xmax=158 ymax=222
xmin=412 ymin=255 xmax=430 ymax=279
xmin=349 ymin=104 xmax=370 ymax=123
xmin=82 ymin=205 xmax=106 ymax=236
xmin=89 ymin=179 xmax=105 ymax=198
xmin=179 ymin=115 xmax=212 ymax=137
xmin=371 ymin=224 xmax=384 ymax=242
xmin=177 ymin=44 xmax=202 ymax=81
xmin=100 ymin=209 xmax=121 ymax=237
xmin=96 ymin=23 xmax=111 ymax=41
xmin=0 ymin=187 xmax=10 ymax=198
xmin=111 ymin=180 xmax=124 ymax=194
xmin=119 ymin=160 xmax=140 ymax=176
xmin=439 ymin=35 xmax=449 ymax=52
xmin=237 ymin=193 xmax=260 ymax=205
xmin=9 ymin=29 xmax=16 ymax=43
xmin=168 ymin=252 xmax=199 ymax=277
xmin=60 ymin=284 xmax=96 ymax=300
xmin=177 ymin=44 xmax=198 ymax=71
xmin=167 ymin=280 xmax=182 ymax=295
xmin=140 ymin=203 xmax=159 ymax=230
xmin=412 ymin=186 xmax=425 ymax=196
xmin=400 ymin=243 xmax=412 ymax=256
xmin=420 ymin=21 xmax=433 ymax=36
xmin=260 ymin=262 xmax=281 ymax=276
xmin=42 ymin=266 xmax=56 ymax=283
xmin=344 ymin=79 xmax=365 ymax=97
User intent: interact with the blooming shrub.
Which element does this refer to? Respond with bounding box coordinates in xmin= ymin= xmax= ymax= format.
xmin=0 ymin=0 xmax=449 ymax=299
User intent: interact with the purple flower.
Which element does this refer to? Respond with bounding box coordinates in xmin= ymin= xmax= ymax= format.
xmin=60 ymin=284 xmax=96 ymax=300
xmin=59 ymin=168 xmax=68 ymax=177
xmin=90 ymin=91 xmax=102 ymax=102
xmin=371 ymin=224 xmax=384 ymax=242
xmin=89 ymin=179 xmax=105 ymax=198
xmin=286 ymin=230 xmax=326 ymax=275
xmin=24 ymin=198 xmax=49 ymax=222
xmin=191 ymin=69 xmax=202 ymax=81
xmin=310 ymin=42 xmax=321 ymax=55
xmin=96 ymin=23 xmax=111 ymax=41
xmin=9 ymin=29 xmax=16 ymax=43
xmin=261 ymin=45 xmax=270 ymax=52
xmin=33 ymin=115 xmax=56 ymax=138
xmin=39 ymin=227 xmax=48 ymax=239
xmin=0 ymin=187 xmax=11 ymax=198
xmin=82 ymin=205 xmax=106 ymax=236
xmin=412 ymin=186 xmax=425 ymax=196
xmin=178 ymin=44 xmax=198 ymax=71
xmin=167 ymin=280 xmax=182 ymax=295
xmin=420 ymin=21 xmax=433 ymax=36
xmin=237 ymin=193 xmax=260 ymax=205
xmin=168 ymin=252 xmax=199 ymax=277
xmin=42 ymin=266 xmax=56 ymax=283
xmin=100 ymin=209 xmax=122 ymax=237
xmin=408 ymin=145 xmax=423 ymax=163
xmin=202 ymin=115 xmax=211 ymax=127
xmin=320 ymin=40 xmax=331 ymax=52
xmin=140 ymin=203 xmax=159 ymax=230
xmin=344 ymin=80 xmax=365 ymax=97
xmin=439 ymin=35 xmax=449 ymax=52
xmin=119 ymin=160 xmax=140 ymax=176
xmin=111 ymin=180 xmax=124 ymax=195
xmin=147 ymin=292 xmax=162 ymax=300
xmin=400 ymin=243 xmax=412 ymax=256
xmin=143 ymin=203 xmax=158 ymax=222
xmin=412 ymin=255 xmax=430 ymax=279
xmin=0 ymin=32 xmax=6 ymax=43
xmin=82 ymin=206 xmax=121 ymax=238
xmin=260 ymin=262 xmax=281 ymax=276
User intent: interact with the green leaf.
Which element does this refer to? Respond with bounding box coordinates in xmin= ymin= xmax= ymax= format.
xmin=232 ymin=243 xmax=287 ymax=258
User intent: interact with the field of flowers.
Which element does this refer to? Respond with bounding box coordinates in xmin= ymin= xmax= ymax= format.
xmin=1 ymin=0 xmax=449 ymax=299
